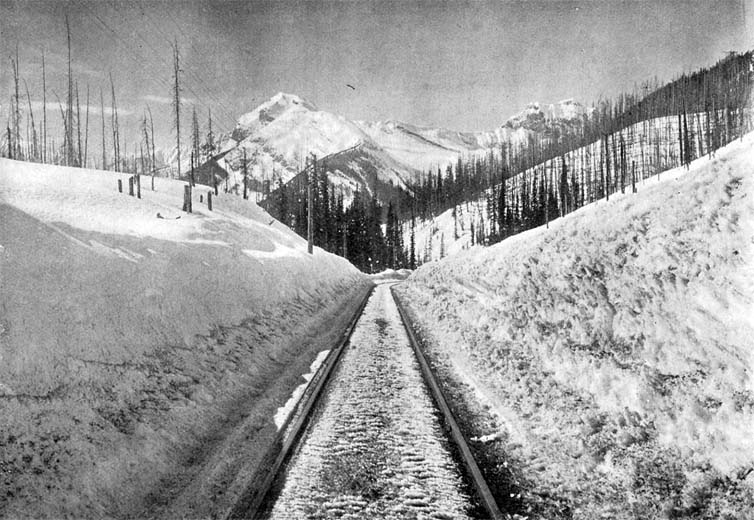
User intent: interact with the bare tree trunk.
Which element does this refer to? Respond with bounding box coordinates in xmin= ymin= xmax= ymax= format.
xmin=56 ymin=96 xmax=67 ymax=164
xmin=147 ymin=105 xmax=156 ymax=190
xmin=12 ymin=44 xmax=21 ymax=160
xmin=23 ymin=80 xmax=38 ymax=161
xmin=243 ymin=149 xmax=248 ymax=199
xmin=83 ymin=85 xmax=90 ymax=168
xmin=76 ymin=82 xmax=82 ymax=166
xmin=100 ymin=88 xmax=106 ymax=170
xmin=110 ymin=73 xmax=119 ymax=171
xmin=190 ymin=151 xmax=195 ymax=187
xmin=42 ymin=52 xmax=47 ymax=163
xmin=172 ymin=39 xmax=182 ymax=181
xmin=6 ymin=125 xmax=12 ymax=159
xmin=66 ymin=15 xmax=74 ymax=166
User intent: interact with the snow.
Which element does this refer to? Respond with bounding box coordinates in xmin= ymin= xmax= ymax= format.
xmin=396 ymin=132 xmax=754 ymax=518
xmin=355 ymin=120 xmax=495 ymax=173
xmin=273 ymin=349 xmax=330 ymax=430
xmin=243 ymin=244 xmax=311 ymax=262
xmin=504 ymin=99 xmax=591 ymax=131
xmin=226 ymin=92 xmax=368 ymax=184
xmin=0 ymin=158 xmax=370 ymax=517
xmin=369 ymin=268 xmax=412 ymax=282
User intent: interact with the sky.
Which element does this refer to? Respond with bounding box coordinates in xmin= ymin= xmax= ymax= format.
xmin=1 ymin=0 xmax=752 ymax=160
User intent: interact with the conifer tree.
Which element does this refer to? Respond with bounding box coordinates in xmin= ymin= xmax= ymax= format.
xmin=559 ymin=156 xmax=569 ymax=216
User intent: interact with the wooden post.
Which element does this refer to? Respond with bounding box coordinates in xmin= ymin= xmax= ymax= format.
xmin=199 ymin=194 xmax=203 ymax=203
xmin=207 ymin=191 xmax=212 ymax=211
xmin=118 ymin=179 xmax=122 ymax=193
xmin=183 ymin=184 xmax=192 ymax=213
xmin=136 ymin=174 xmax=141 ymax=199
xmin=128 ymin=176 xmax=134 ymax=196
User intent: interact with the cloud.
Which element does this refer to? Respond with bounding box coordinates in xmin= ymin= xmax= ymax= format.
xmin=29 ymin=100 xmax=134 ymax=117
xmin=140 ymin=94 xmax=196 ymax=105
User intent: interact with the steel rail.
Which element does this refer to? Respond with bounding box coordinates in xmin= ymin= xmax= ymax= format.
xmin=227 ymin=281 xmax=503 ymax=519
xmin=391 ymin=285 xmax=506 ymax=520
xmin=223 ymin=283 xmax=375 ymax=520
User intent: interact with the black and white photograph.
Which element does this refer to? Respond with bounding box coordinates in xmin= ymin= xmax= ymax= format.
xmin=1 ymin=1 xmax=753 ymax=518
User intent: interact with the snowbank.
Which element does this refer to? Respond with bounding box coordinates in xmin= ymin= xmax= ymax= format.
xmin=0 ymin=159 xmax=369 ymax=517
xmin=396 ymin=133 xmax=754 ymax=518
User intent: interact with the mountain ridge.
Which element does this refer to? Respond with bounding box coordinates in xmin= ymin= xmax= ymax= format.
xmin=190 ymin=92 xmax=589 ymax=199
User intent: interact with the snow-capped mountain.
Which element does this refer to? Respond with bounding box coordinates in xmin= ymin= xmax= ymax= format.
xmin=210 ymin=93 xmax=588 ymax=199
xmin=216 ymin=93 xmax=413 ymax=198
xmin=503 ymin=99 xmax=591 ymax=135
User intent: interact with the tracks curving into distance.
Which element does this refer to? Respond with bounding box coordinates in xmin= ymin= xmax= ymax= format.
xmin=227 ymin=281 xmax=504 ymax=520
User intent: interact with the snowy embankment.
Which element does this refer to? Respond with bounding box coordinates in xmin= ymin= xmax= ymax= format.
xmin=0 ymin=159 xmax=369 ymax=518
xmin=396 ymin=134 xmax=754 ymax=518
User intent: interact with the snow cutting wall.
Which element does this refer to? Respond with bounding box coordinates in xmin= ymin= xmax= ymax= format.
xmin=0 ymin=159 xmax=369 ymax=517
xmin=396 ymin=132 xmax=754 ymax=518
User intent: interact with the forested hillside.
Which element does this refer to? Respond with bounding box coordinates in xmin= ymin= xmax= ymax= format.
xmin=407 ymin=52 xmax=753 ymax=262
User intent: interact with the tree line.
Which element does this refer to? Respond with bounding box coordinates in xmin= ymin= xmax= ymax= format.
xmin=3 ymin=22 xmax=221 ymax=190
xmin=261 ymin=154 xmax=409 ymax=273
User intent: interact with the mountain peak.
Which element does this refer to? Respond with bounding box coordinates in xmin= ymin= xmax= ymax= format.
xmin=233 ymin=92 xmax=317 ymax=141
xmin=267 ymin=92 xmax=317 ymax=111
xmin=504 ymin=99 xmax=588 ymax=132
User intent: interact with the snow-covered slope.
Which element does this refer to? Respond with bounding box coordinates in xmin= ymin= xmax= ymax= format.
xmin=0 ymin=159 xmax=370 ymax=517
xmin=353 ymin=119 xmax=521 ymax=173
xmin=396 ymin=133 xmax=754 ymax=518
xmin=411 ymin=112 xmax=719 ymax=263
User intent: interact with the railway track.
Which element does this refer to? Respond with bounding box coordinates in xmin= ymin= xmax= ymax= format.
xmin=226 ymin=281 xmax=504 ymax=520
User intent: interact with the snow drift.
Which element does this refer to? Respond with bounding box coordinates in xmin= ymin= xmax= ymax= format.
xmin=0 ymin=159 xmax=369 ymax=517
xmin=396 ymin=134 xmax=754 ymax=518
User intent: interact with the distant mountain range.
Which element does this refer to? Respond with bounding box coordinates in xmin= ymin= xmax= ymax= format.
xmin=180 ymin=92 xmax=591 ymax=199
